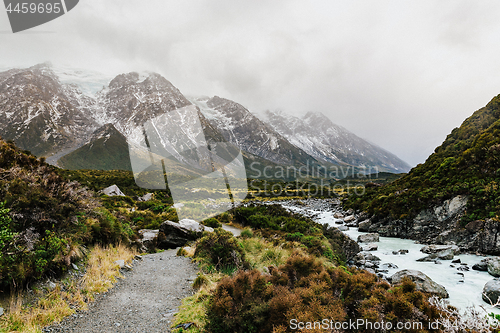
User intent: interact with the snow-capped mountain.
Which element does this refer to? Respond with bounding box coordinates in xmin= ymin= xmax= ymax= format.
xmin=192 ymin=96 xmax=318 ymax=167
xmin=263 ymin=110 xmax=411 ymax=173
xmin=91 ymin=72 xmax=192 ymax=147
xmin=0 ymin=63 xmax=410 ymax=177
xmin=0 ymin=63 xmax=97 ymax=156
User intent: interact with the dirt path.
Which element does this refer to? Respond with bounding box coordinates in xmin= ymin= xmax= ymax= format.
xmin=44 ymin=249 xmax=198 ymax=333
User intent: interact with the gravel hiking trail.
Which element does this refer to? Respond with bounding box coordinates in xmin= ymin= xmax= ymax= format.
xmin=44 ymin=249 xmax=198 ymax=333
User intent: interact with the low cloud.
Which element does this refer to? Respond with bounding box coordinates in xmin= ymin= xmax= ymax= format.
xmin=2 ymin=0 xmax=500 ymax=166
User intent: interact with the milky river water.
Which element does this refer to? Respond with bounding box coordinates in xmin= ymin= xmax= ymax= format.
xmin=287 ymin=206 xmax=500 ymax=315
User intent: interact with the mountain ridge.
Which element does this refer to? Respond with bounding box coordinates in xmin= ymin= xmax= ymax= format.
xmin=0 ymin=64 xmax=409 ymax=179
xmin=345 ymin=93 xmax=500 ymax=253
xmin=263 ymin=109 xmax=411 ymax=173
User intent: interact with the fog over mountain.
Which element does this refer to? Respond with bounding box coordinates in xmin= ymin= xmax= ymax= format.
xmin=0 ymin=64 xmax=409 ymax=175
xmin=2 ymin=1 xmax=500 ymax=166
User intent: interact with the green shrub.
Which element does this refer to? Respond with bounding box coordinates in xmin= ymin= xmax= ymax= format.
xmin=247 ymin=214 xmax=279 ymax=230
xmin=192 ymin=273 xmax=208 ymax=289
xmin=218 ymin=212 xmax=232 ymax=224
xmin=240 ymin=228 xmax=253 ymax=239
xmin=194 ymin=229 xmax=248 ymax=272
xmin=202 ymin=218 xmax=222 ymax=229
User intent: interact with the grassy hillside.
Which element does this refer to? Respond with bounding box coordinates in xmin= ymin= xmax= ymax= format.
xmin=0 ymin=138 xmax=133 ymax=288
xmin=346 ymin=93 xmax=500 ymax=224
xmin=58 ymin=124 xmax=133 ymax=171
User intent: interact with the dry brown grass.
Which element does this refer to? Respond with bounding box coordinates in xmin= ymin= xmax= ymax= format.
xmin=0 ymin=244 xmax=137 ymax=333
xmin=82 ymin=244 xmax=137 ymax=300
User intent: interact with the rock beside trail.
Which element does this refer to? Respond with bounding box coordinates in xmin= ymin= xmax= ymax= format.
xmin=391 ymin=269 xmax=449 ymax=298
xmin=357 ymin=233 xmax=379 ymax=243
xmin=488 ymin=258 xmax=500 ymax=277
xmin=101 ymin=185 xmax=125 ymax=197
xmin=483 ymin=279 xmax=500 ymax=304
xmin=158 ymin=219 xmax=213 ymax=249
xmin=138 ymin=229 xmax=159 ymax=251
xmin=114 ymin=260 xmax=125 ymax=268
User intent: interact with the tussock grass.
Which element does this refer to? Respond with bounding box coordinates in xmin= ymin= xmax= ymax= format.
xmin=0 ymin=244 xmax=137 ymax=333
xmin=82 ymin=244 xmax=136 ymax=300
xmin=172 ymin=271 xmax=224 ymax=333
xmin=241 ymin=236 xmax=300 ymax=270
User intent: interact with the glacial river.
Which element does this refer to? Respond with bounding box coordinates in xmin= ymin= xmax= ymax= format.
xmin=287 ymin=206 xmax=500 ymax=315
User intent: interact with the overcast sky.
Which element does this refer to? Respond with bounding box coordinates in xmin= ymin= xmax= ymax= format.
xmin=1 ymin=0 xmax=500 ymax=167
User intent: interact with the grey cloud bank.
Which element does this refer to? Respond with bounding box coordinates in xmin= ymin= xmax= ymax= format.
xmin=1 ymin=0 xmax=500 ymax=167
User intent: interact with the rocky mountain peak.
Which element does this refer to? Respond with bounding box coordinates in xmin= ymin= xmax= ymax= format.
xmin=108 ymin=72 xmax=141 ymax=89
xmin=303 ymin=111 xmax=338 ymax=129
xmin=264 ymin=109 xmax=411 ymax=173
xmin=89 ymin=123 xmax=123 ymax=142
xmin=0 ymin=65 xmax=97 ymax=156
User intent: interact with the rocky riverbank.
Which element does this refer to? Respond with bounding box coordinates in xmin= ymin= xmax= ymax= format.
xmin=277 ymin=198 xmax=500 ymax=312
xmin=347 ymin=195 xmax=500 ymax=255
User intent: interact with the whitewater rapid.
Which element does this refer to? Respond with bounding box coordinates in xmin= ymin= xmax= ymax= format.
xmin=288 ymin=206 xmax=500 ymax=315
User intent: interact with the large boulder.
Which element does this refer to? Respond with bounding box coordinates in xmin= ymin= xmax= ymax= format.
xmin=358 ymin=219 xmax=371 ymax=232
xmin=487 ymin=258 xmax=500 ymax=277
xmin=483 ymin=279 xmax=500 ymax=304
xmin=420 ymin=244 xmax=460 ymax=255
xmin=473 ymin=258 xmax=492 ymax=271
xmin=363 ymin=243 xmax=378 ymax=251
xmin=391 ymin=269 xmax=449 ymax=298
xmin=138 ymin=229 xmax=159 ymax=251
xmin=344 ymin=215 xmax=356 ymax=223
xmin=158 ymin=219 xmax=213 ymax=249
xmin=354 ymin=251 xmax=381 ymax=263
xmin=417 ymin=249 xmax=455 ymax=262
xmin=101 ymin=185 xmax=125 ymax=197
xmin=357 ymin=233 xmax=379 ymax=243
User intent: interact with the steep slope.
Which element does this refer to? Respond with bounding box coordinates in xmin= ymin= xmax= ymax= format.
xmin=58 ymin=123 xmax=132 ymax=171
xmin=346 ymin=93 xmax=500 ymax=252
xmin=192 ymin=96 xmax=321 ymax=168
xmin=264 ymin=110 xmax=410 ymax=173
xmin=92 ymin=72 xmax=192 ymax=145
xmin=0 ymin=64 xmax=97 ymax=156
xmin=0 ymin=138 xmax=131 ymax=287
